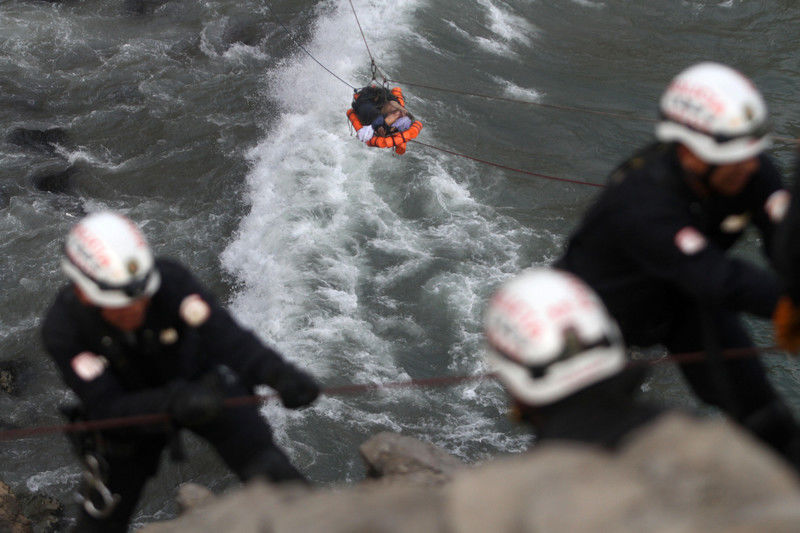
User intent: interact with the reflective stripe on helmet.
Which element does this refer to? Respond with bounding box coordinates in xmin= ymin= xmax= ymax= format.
xmin=655 ymin=62 xmax=770 ymax=164
xmin=483 ymin=268 xmax=626 ymax=406
xmin=62 ymin=212 xmax=160 ymax=307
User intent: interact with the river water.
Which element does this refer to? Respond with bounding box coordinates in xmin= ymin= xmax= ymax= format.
xmin=2 ymin=0 xmax=800 ymax=529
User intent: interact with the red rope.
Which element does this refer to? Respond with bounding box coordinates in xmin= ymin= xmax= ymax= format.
xmin=389 ymin=79 xmax=800 ymax=145
xmin=390 ymin=79 xmax=651 ymax=122
xmin=411 ymin=140 xmax=605 ymax=188
xmin=0 ymin=374 xmax=494 ymax=442
xmin=0 ymin=346 xmax=787 ymax=443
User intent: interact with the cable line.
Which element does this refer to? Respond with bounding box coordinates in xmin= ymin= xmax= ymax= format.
xmin=347 ymin=0 xmax=390 ymax=85
xmin=267 ymin=1 xmax=799 ymax=145
xmin=263 ymin=1 xmax=356 ymax=89
xmin=0 ymin=344 xmax=786 ymax=443
xmin=265 ymin=1 xmax=796 ymax=188
xmin=0 ymin=374 xmax=492 ymax=442
xmin=388 ymin=79 xmax=800 ymax=145
xmin=411 ymin=140 xmax=605 ymax=188
xmin=390 ymin=79 xmax=653 ymax=122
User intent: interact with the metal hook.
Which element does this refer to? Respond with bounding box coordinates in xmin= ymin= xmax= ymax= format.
xmin=75 ymin=453 xmax=121 ymax=519
xmin=370 ymin=59 xmax=378 ymax=84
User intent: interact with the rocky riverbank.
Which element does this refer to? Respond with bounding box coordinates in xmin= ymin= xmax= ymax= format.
xmin=135 ymin=413 xmax=800 ymax=533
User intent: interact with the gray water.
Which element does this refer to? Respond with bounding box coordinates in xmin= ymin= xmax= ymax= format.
xmin=2 ymin=0 xmax=800 ymax=529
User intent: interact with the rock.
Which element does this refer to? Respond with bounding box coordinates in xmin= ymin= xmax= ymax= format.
xmin=135 ymin=418 xmax=800 ymax=533
xmin=0 ymin=366 xmax=15 ymax=394
xmin=0 ymin=481 xmax=33 ymax=533
xmin=176 ymin=483 xmax=215 ymax=514
xmin=17 ymin=492 xmax=63 ymax=533
xmin=621 ymin=413 xmax=799 ymax=500
xmin=359 ymin=432 xmax=464 ymax=485
xmin=271 ymin=481 xmax=447 ymax=533
xmin=447 ymin=444 xmax=661 ymax=533
xmin=139 ymin=480 xmax=446 ymax=533
xmin=30 ymin=165 xmax=76 ymax=194
xmin=221 ymin=16 xmax=266 ymax=47
xmin=6 ymin=128 xmax=67 ymax=154
xmin=618 ymin=412 xmax=800 ymax=530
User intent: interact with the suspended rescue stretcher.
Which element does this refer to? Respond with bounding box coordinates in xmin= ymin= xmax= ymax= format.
xmin=347 ymin=86 xmax=422 ymax=155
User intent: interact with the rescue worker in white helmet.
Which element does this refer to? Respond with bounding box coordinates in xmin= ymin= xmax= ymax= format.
xmin=485 ymin=268 xmax=665 ymax=447
xmin=555 ymin=62 xmax=800 ymax=469
xmin=42 ymin=211 xmax=320 ymax=533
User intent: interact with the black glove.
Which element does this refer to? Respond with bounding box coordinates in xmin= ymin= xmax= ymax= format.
xmin=168 ymin=372 xmax=225 ymax=427
xmin=272 ymin=366 xmax=320 ymax=409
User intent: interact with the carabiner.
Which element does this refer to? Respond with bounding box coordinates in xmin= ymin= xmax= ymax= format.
xmin=75 ymin=454 xmax=121 ymax=519
xmin=370 ymin=59 xmax=378 ymax=84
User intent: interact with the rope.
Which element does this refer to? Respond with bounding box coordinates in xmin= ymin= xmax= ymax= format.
xmin=390 ymin=79 xmax=800 ymax=145
xmin=263 ymin=1 xmax=356 ymax=90
xmin=0 ymin=345 xmax=787 ymax=443
xmin=390 ymin=79 xmax=652 ymax=122
xmin=348 ymin=0 xmax=390 ymax=85
xmin=0 ymin=374 xmax=492 ymax=442
xmin=411 ymin=140 xmax=605 ymax=188
xmin=263 ymin=1 xmax=799 ymax=146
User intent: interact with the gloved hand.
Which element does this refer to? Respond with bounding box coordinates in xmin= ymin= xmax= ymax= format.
xmin=168 ymin=372 xmax=225 ymax=427
xmin=272 ymin=366 xmax=320 ymax=409
xmin=357 ymin=125 xmax=374 ymax=142
xmin=773 ymin=296 xmax=800 ymax=352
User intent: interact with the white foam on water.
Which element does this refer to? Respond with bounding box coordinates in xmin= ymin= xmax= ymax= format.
xmin=490 ymin=76 xmax=543 ymax=101
xmin=25 ymin=466 xmax=80 ymax=493
xmin=569 ymin=0 xmax=606 ymax=8
xmin=444 ymin=1 xmax=536 ymax=59
xmin=53 ymin=145 xmax=127 ymax=171
xmin=444 ymin=19 xmax=509 ymax=58
xmin=223 ymin=0 xmax=412 ymax=373
xmin=477 ymin=0 xmax=537 ymax=48
xmin=221 ymin=0 xmax=535 ymax=467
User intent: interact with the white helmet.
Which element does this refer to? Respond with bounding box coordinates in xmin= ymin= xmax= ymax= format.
xmin=655 ymin=62 xmax=770 ymax=164
xmin=62 ymin=211 xmax=161 ymax=308
xmin=484 ymin=268 xmax=626 ymax=406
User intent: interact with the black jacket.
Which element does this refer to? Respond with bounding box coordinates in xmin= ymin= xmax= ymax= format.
xmin=557 ymin=142 xmax=786 ymax=341
xmin=775 ymin=161 xmax=800 ymax=302
xmin=41 ymin=259 xmax=291 ymax=422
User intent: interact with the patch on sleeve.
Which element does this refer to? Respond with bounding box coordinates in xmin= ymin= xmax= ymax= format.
xmin=720 ymin=213 xmax=750 ymax=233
xmin=674 ymin=226 xmax=707 ymax=255
xmin=180 ymin=294 xmax=211 ymax=327
xmin=765 ymin=190 xmax=790 ymax=223
xmin=159 ymin=328 xmax=179 ymax=345
xmin=70 ymin=352 xmax=108 ymax=382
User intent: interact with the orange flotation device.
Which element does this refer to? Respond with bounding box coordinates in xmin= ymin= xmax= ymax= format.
xmin=347 ymin=87 xmax=422 ymax=155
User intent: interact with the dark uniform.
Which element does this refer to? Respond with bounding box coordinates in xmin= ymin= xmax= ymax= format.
xmin=42 ymin=259 xmax=317 ymax=532
xmin=775 ymin=161 xmax=800 ymax=302
xmin=523 ymin=367 xmax=667 ymax=450
xmin=556 ymin=142 xmax=800 ymax=467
